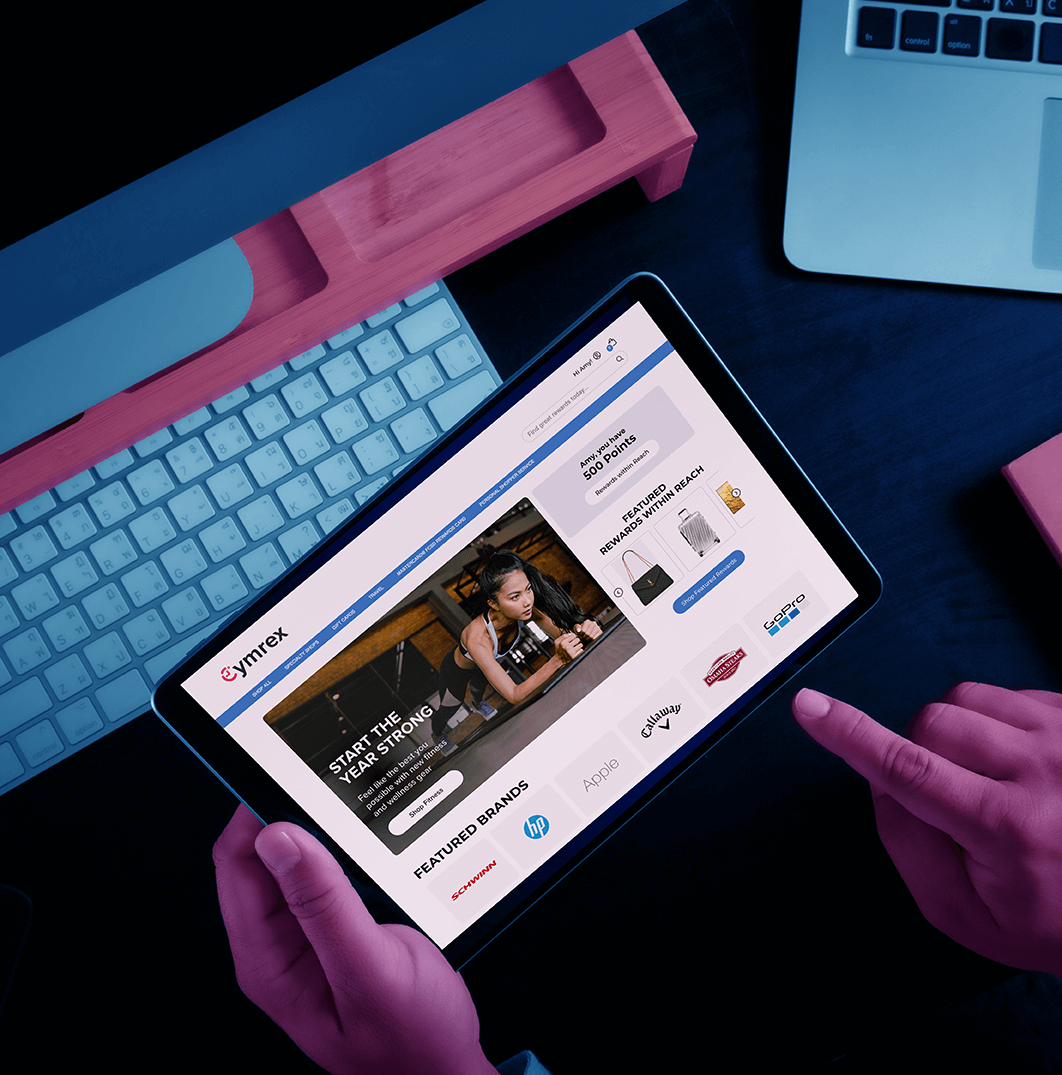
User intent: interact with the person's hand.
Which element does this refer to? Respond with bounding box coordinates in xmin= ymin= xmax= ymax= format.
xmin=791 ymin=682 xmax=1062 ymax=976
xmin=553 ymin=632 xmax=584 ymax=663
xmin=213 ymin=804 xmax=498 ymax=1075
xmin=575 ymin=619 xmax=603 ymax=643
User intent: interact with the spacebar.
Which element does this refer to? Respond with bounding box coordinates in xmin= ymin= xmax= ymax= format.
xmin=145 ymin=623 xmax=227 ymax=684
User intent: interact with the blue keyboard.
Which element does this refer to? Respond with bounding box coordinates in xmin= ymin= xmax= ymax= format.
xmin=0 ymin=280 xmax=500 ymax=795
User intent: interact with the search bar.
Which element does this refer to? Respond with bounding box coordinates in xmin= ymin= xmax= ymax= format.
xmin=522 ymin=349 xmax=627 ymax=441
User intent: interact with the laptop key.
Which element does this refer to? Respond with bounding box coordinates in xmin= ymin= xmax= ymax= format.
xmin=986 ymin=17 xmax=1036 ymax=59
xmin=944 ymin=14 xmax=981 ymax=56
xmin=901 ymin=10 xmax=939 ymax=52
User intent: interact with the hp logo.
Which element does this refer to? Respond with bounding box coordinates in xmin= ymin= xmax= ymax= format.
xmin=523 ymin=815 xmax=549 ymax=839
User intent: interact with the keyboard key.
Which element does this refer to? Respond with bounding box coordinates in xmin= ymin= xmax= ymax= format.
xmin=314 ymin=452 xmax=360 ymax=496
xmin=49 ymin=504 xmax=98 ymax=549
xmin=95 ymin=669 xmax=147 ymax=721
xmin=278 ymin=521 xmax=320 ymax=563
xmin=427 ymin=371 xmax=498 ymax=430
xmin=4 ymin=628 xmax=51 ymax=673
xmin=161 ymin=586 xmax=210 ymax=633
xmin=166 ymin=437 xmax=213 ymax=483
xmin=15 ymin=719 xmax=63 ymax=767
xmin=15 ymin=492 xmax=56 ymax=524
xmin=172 ymin=407 xmax=211 ymax=436
xmin=367 ymin=303 xmax=403 ymax=327
xmin=321 ymin=398 xmax=370 ymax=443
xmin=281 ymin=372 xmax=329 ymax=416
xmin=200 ymin=517 xmax=247 ymax=563
xmin=359 ymin=378 xmax=406 ymax=422
xmin=0 ymin=678 xmax=51 ymax=736
xmin=55 ymin=697 xmax=104 ymax=744
xmin=291 ymin=343 xmax=328 ymax=369
xmin=128 ymin=507 xmax=177 ymax=553
xmin=900 ymin=10 xmax=938 ymax=51
xmin=123 ymin=609 xmax=172 ymax=655
xmin=326 ymin=325 xmax=363 ymax=349
xmin=0 ymin=550 xmax=17 ymax=587
xmin=435 ymin=335 xmax=482 ymax=378
xmin=44 ymin=654 xmax=93 ymax=700
xmin=351 ymin=430 xmax=400 ymax=474
xmin=205 ymin=416 xmax=253 ymax=461
xmin=943 ymin=14 xmax=981 ymax=55
xmin=391 ymin=409 xmax=438 ymax=454
xmin=120 ymin=562 xmax=170 ymax=608
xmin=316 ymin=499 xmax=355 ymax=534
xmin=986 ymin=17 xmax=1035 ymax=59
xmin=81 ymin=584 xmax=130 ymax=629
xmin=276 ymin=474 xmax=324 ymax=519
xmin=207 ymin=464 xmax=254 ymax=508
xmin=42 ymin=606 xmax=91 ymax=652
xmin=251 ymin=364 xmax=289 ymax=392
xmin=239 ymin=543 xmax=285 ymax=589
xmin=398 ymin=355 xmax=445 ymax=400
xmin=55 ymin=471 xmax=97 ymax=502
xmin=88 ymin=482 xmax=136 ymax=527
xmin=957 ymin=0 xmax=993 ymax=10
xmin=237 ymin=495 xmax=284 ymax=540
xmin=395 ymin=298 xmax=459 ymax=353
xmin=128 ymin=460 xmax=175 ymax=506
xmin=10 ymin=526 xmax=59 ymax=571
xmin=168 ymin=485 xmax=216 ymax=532
xmin=404 ymin=282 xmax=440 ymax=305
xmin=134 ymin=429 xmax=174 ymax=457
xmin=283 ymin=420 xmax=330 ymax=464
xmin=246 ymin=442 xmax=293 ymax=486
xmin=12 ymin=574 xmax=59 ymax=620
xmin=318 ymin=351 xmax=367 ymax=396
xmin=0 ymin=597 xmax=18 ymax=637
xmin=212 ymin=386 xmax=250 ymax=413
xmin=999 ymin=0 xmax=1036 ymax=12
xmin=95 ymin=449 xmax=134 ymax=479
xmin=159 ymin=539 xmax=208 ymax=584
xmin=89 ymin=529 xmax=138 ymax=575
xmin=358 ymin=330 xmax=405 ymax=376
xmin=84 ymin=632 xmax=132 ymax=679
xmin=1042 ymin=22 xmax=1062 ymax=61
xmin=243 ymin=395 xmax=290 ymax=439
xmin=201 ymin=564 xmax=249 ymax=611
xmin=0 ymin=743 xmax=24 ymax=786
xmin=49 ymin=552 xmax=99 ymax=598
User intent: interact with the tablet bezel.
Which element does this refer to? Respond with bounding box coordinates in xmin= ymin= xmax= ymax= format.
xmin=153 ymin=272 xmax=881 ymax=967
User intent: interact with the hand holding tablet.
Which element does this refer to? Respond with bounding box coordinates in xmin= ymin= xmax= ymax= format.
xmin=214 ymin=804 xmax=498 ymax=1075
xmin=792 ymin=682 xmax=1062 ymax=977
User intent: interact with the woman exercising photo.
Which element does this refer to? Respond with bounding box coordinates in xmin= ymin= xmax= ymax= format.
xmin=431 ymin=549 xmax=603 ymax=740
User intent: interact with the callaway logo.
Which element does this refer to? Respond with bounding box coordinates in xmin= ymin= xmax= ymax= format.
xmin=220 ymin=627 xmax=288 ymax=681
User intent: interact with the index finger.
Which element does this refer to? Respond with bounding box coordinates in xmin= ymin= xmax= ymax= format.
xmin=791 ymin=689 xmax=1005 ymax=852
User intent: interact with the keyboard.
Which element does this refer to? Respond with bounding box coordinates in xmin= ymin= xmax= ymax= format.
xmin=853 ymin=1 xmax=1062 ymax=67
xmin=0 ymin=280 xmax=500 ymax=795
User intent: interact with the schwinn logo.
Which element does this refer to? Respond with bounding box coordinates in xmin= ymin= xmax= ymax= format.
xmin=220 ymin=627 xmax=288 ymax=681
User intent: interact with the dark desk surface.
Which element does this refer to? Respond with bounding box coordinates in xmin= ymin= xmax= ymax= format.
xmin=4 ymin=2 xmax=1062 ymax=1069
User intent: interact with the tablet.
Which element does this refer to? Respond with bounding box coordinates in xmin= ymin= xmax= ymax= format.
xmin=153 ymin=273 xmax=881 ymax=967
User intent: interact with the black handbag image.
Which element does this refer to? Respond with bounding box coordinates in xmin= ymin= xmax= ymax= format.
xmin=622 ymin=549 xmax=674 ymax=606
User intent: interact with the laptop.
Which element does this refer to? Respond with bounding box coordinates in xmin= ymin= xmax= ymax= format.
xmin=784 ymin=0 xmax=1062 ymax=294
xmin=0 ymin=0 xmax=687 ymax=797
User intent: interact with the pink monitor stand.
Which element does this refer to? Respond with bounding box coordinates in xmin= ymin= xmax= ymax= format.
xmin=1 ymin=31 xmax=696 ymax=516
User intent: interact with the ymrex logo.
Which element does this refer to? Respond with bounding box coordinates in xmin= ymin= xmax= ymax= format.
xmin=220 ymin=627 xmax=288 ymax=682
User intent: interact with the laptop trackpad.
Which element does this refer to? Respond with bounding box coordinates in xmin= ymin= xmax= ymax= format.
xmin=1033 ymin=99 xmax=1062 ymax=271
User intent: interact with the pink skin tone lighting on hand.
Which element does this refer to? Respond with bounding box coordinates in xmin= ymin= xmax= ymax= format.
xmin=791 ymin=682 xmax=1062 ymax=977
xmin=213 ymin=804 xmax=499 ymax=1075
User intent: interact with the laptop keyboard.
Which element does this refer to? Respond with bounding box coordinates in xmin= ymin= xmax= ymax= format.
xmin=852 ymin=1 xmax=1062 ymax=67
xmin=0 ymin=280 xmax=500 ymax=795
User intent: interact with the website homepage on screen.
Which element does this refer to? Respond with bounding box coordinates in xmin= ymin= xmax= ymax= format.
xmin=182 ymin=300 xmax=858 ymax=949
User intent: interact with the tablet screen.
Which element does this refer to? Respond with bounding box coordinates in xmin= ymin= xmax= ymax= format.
xmin=160 ymin=275 xmax=878 ymax=962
